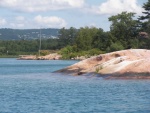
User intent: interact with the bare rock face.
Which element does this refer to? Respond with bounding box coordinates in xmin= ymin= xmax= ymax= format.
xmin=56 ymin=49 xmax=150 ymax=79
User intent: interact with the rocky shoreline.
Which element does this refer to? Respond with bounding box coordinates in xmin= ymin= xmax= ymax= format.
xmin=17 ymin=53 xmax=62 ymax=60
xmin=17 ymin=53 xmax=87 ymax=60
xmin=56 ymin=49 xmax=150 ymax=79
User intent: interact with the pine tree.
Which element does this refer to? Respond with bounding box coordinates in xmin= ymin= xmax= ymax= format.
xmin=139 ymin=0 xmax=150 ymax=34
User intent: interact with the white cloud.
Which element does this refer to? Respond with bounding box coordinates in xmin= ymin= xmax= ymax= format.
xmin=34 ymin=15 xmax=67 ymax=28
xmin=0 ymin=0 xmax=85 ymax=12
xmin=0 ymin=15 xmax=67 ymax=29
xmin=10 ymin=23 xmax=24 ymax=28
xmin=0 ymin=18 xmax=7 ymax=25
xmin=8 ymin=16 xmax=25 ymax=28
xmin=15 ymin=16 xmax=25 ymax=21
xmin=91 ymin=0 xmax=143 ymax=15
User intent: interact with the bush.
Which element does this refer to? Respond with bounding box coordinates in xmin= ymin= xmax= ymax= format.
xmin=88 ymin=48 xmax=104 ymax=56
xmin=40 ymin=50 xmax=50 ymax=56
xmin=59 ymin=46 xmax=105 ymax=59
xmin=59 ymin=46 xmax=74 ymax=59
xmin=109 ymin=42 xmax=124 ymax=52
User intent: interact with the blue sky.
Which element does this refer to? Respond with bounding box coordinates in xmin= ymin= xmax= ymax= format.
xmin=0 ymin=0 xmax=147 ymax=31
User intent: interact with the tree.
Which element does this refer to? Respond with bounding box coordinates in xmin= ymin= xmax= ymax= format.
xmin=58 ymin=27 xmax=78 ymax=48
xmin=67 ymin=27 xmax=78 ymax=45
xmin=58 ymin=27 xmax=69 ymax=48
xmin=139 ymin=0 xmax=150 ymax=34
xmin=92 ymin=28 xmax=111 ymax=51
xmin=109 ymin=11 xmax=139 ymax=49
xmin=75 ymin=27 xmax=99 ymax=51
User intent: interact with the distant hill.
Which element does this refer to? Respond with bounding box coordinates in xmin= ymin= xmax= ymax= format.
xmin=0 ymin=28 xmax=59 ymax=40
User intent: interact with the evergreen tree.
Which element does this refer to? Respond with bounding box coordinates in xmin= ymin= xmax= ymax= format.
xmin=109 ymin=12 xmax=138 ymax=49
xmin=139 ymin=0 xmax=150 ymax=34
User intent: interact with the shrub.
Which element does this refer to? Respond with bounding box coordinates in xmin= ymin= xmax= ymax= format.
xmin=88 ymin=48 xmax=104 ymax=56
xmin=40 ymin=50 xmax=50 ymax=56
xmin=109 ymin=42 xmax=124 ymax=52
xmin=95 ymin=66 xmax=103 ymax=73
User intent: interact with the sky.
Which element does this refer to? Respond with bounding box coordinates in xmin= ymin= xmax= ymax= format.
xmin=0 ymin=0 xmax=147 ymax=31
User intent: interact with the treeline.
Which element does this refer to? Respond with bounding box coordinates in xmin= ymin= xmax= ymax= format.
xmin=0 ymin=0 xmax=149 ymax=58
xmin=0 ymin=39 xmax=61 ymax=55
xmin=59 ymin=0 xmax=150 ymax=58
xmin=0 ymin=28 xmax=59 ymax=40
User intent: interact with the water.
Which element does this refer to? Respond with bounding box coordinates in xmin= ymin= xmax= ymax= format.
xmin=0 ymin=58 xmax=150 ymax=113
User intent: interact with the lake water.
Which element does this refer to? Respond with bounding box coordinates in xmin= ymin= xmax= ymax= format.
xmin=0 ymin=58 xmax=150 ymax=113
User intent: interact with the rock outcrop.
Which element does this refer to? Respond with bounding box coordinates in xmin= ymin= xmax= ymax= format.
xmin=18 ymin=55 xmax=37 ymax=60
xmin=37 ymin=53 xmax=61 ymax=60
xmin=56 ymin=49 xmax=150 ymax=79
xmin=18 ymin=53 xmax=62 ymax=60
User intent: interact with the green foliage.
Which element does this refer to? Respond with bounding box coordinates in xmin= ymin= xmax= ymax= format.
xmin=58 ymin=27 xmax=77 ymax=48
xmin=109 ymin=11 xmax=139 ymax=48
xmin=138 ymin=0 xmax=150 ymax=35
xmin=87 ymin=48 xmax=103 ymax=56
xmin=59 ymin=46 xmax=103 ymax=59
xmin=40 ymin=50 xmax=50 ymax=56
xmin=60 ymin=45 xmax=74 ymax=54
xmin=0 ymin=47 xmax=6 ymax=53
xmin=95 ymin=67 xmax=100 ymax=73
xmin=128 ymin=38 xmax=139 ymax=49
xmin=92 ymin=30 xmax=111 ymax=51
xmin=0 ymin=39 xmax=60 ymax=56
xmin=95 ymin=66 xmax=103 ymax=73
xmin=138 ymin=38 xmax=150 ymax=49
xmin=109 ymin=42 xmax=124 ymax=52
xmin=75 ymin=27 xmax=99 ymax=51
xmin=59 ymin=45 xmax=74 ymax=59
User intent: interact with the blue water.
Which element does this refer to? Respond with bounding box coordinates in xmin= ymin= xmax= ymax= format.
xmin=0 ymin=58 xmax=150 ymax=113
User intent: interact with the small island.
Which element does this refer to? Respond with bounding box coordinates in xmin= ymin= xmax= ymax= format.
xmin=56 ymin=49 xmax=150 ymax=79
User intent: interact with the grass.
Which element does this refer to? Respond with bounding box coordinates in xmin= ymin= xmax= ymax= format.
xmin=95 ymin=65 xmax=103 ymax=73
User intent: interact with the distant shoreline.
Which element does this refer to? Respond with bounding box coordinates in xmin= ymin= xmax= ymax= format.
xmin=0 ymin=55 xmax=18 ymax=58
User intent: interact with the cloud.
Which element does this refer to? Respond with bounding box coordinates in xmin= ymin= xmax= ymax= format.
xmin=0 ymin=0 xmax=85 ymax=12
xmin=8 ymin=16 xmax=25 ymax=28
xmin=91 ymin=0 xmax=143 ymax=15
xmin=0 ymin=18 xmax=7 ymax=25
xmin=0 ymin=15 xmax=67 ymax=29
xmin=15 ymin=16 xmax=25 ymax=21
xmin=10 ymin=23 xmax=24 ymax=28
xmin=34 ymin=15 xmax=67 ymax=28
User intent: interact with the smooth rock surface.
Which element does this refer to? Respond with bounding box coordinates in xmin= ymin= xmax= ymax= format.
xmin=56 ymin=49 xmax=150 ymax=79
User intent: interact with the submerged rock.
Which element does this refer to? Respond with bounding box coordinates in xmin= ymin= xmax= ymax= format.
xmin=56 ymin=49 xmax=150 ymax=79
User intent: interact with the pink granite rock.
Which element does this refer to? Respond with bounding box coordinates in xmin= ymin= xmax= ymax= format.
xmin=56 ymin=49 xmax=150 ymax=79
